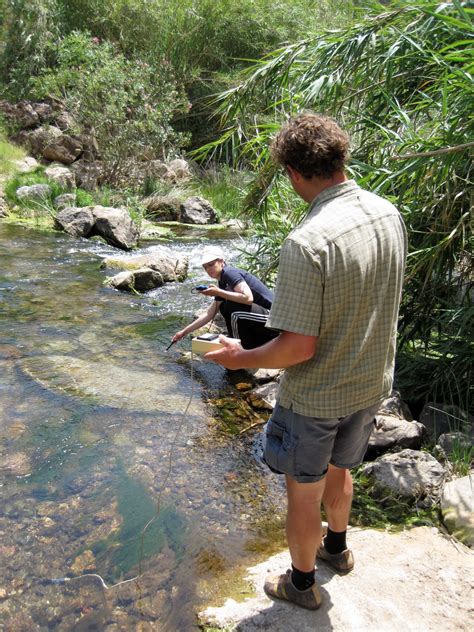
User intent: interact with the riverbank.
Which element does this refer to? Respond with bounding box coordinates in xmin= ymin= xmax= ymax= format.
xmin=199 ymin=525 xmax=473 ymax=631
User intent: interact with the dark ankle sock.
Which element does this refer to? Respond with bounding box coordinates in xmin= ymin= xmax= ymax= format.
xmin=324 ymin=528 xmax=347 ymax=554
xmin=291 ymin=564 xmax=315 ymax=591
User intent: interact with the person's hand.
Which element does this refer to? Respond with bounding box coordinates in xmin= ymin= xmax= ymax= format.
xmin=201 ymin=285 xmax=220 ymax=297
xmin=172 ymin=330 xmax=186 ymax=343
xmin=205 ymin=335 xmax=245 ymax=369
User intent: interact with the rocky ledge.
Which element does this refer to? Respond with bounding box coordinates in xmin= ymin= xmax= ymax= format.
xmin=199 ymin=525 xmax=473 ymax=631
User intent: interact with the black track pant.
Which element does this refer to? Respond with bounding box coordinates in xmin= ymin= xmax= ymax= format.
xmin=219 ymin=301 xmax=279 ymax=350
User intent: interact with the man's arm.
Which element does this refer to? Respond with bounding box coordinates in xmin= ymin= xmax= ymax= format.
xmin=205 ymin=331 xmax=317 ymax=370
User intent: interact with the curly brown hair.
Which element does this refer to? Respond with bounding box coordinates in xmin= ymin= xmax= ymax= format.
xmin=271 ymin=113 xmax=350 ymax=179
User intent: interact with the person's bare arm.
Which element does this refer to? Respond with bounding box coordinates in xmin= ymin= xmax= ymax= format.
xmin=172 ymin=301 xmax=220 ymax=342
xmin=202 ymin=280 xmax=253 ymax=305
xmin=205 ymin=330 xmax=317 ymax=370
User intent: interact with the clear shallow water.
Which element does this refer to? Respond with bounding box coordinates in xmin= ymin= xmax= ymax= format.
xmin=0 ymin=223 xmax=285 ymax=630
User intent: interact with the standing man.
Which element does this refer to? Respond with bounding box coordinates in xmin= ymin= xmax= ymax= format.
xmin=207 ymin=113 xmax=407 ymax=610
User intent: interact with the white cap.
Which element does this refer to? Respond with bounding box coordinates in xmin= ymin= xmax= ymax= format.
xmin=200 ymin=246 xmax=224 ymax=265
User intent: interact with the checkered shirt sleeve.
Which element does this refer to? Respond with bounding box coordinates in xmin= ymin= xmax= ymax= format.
xmin=267 ymin=238 xmax=322 ymax=337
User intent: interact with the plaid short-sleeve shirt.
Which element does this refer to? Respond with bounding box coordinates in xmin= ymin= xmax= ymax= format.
xmin=267 ymin=180 xmax=407 ymax=418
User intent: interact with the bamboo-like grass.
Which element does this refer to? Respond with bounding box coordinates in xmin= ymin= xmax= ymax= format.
xmin=196 ymin=0 xmax=473 ymax=413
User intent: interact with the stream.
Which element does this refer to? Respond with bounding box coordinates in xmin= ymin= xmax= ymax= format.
xmin=0 ymin=222 xmax=286 ymax=631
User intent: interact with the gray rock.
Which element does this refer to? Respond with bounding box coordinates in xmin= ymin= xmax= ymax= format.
xmin=144 ymin=195 xmax=181 ymax=221
xmin=167 ymin=158 xmax=191 ymax=180
xmin=437 ymin=431 xmax=472 ymax=457
xmin=420 ymin=402 xmax=473 ymax=440
xmin=222 ymin=217 xmax=249 ymax=231
xmin=12 ymin=156 xmax=39 ymax=173
xmin=42 ymin=132 xmax=83 ymax=164
xmin=247 ymin=382 xmax=279 ymax=411
xmin=0 ymin=100 xmax=39 ymax=128
xmin=54 ymin=193 xmax=77 ymax=210
xmin=147 ymin=158 xmax=192 ymax=182
xmin=32 ymin=102 xmax=54 ymax=122
xmin=366 ymin=414 xmax=425 ymax=457
xmin=26 ymin=125 xmax=63 ymax=155
xmin=441 ymin=472 xmax=474 ymax=547
xmin=44 ymin=165 xmax=76 ymax=189
xmin=90 ymin=205 xmax=139 ymax=250
xmin=70 ymin=159 xmax=102 ymax=190
xmin=378 ymin=390 xmax=413 ymax=420
xmin=146 ymin=160 xmax=169 ymax=177
xmin=199 ymin=526 xmax=473 ymax=631
xmin=20 ymin=122 xmax=82 ymax=163
xmin=55 ymin=206 xmax=95 ymax=238
xmin=56 ymin=205 xmax=139 ymax=250
xmin=54 ymin=111 xmax=75 ymax=131
xmin=246 ymin=368 xmax=282 ymax=384
xmin=360 ymin=449 xmax=446 ymax=499
xmin=101 ymin=249 xmax=188 ymax=282
xmin=16 ymin=184 xmax=51 ymax=202
xmin=180 ymin=196 xmax=218 ymax=224
xmin=106 ymin=267 xmax=164 ymax=292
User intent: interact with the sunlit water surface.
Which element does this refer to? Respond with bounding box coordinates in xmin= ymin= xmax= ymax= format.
xmin=0 ymin=223 xmax=286 ymax=630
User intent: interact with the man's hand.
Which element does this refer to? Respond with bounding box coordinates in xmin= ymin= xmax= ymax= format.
xmin=204 ymin=335 xmax=243 ymax=369
xmin=205 ymin=331 xmax=317 ymax=370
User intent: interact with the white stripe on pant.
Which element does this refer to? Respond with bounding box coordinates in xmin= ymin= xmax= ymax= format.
xmin=231 ymin=311 xmax=270 ymax=339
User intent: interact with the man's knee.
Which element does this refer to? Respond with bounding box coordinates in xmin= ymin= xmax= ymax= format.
xmin=286 ymin=474 xmax=326 ymax=506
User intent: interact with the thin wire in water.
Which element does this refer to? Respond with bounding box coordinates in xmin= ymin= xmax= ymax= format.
xmin=47 ymin=346 xmax=197 ymax=591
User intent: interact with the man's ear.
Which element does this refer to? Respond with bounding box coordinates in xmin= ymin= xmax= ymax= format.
xmin=286 ymin=164 xmax=302 ymax=181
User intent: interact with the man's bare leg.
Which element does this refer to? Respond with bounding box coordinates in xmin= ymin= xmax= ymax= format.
xmin=318 ymin=464 xmax=355 ymax=571
xmin=285 ymin=474 xmax=326 ymax=572
xmin=321 ymin=463 xmax=353 ymax=532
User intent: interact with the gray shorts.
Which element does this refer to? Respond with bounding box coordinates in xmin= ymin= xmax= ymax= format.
xmin=263 ymin=402 xmax=380 ymax=483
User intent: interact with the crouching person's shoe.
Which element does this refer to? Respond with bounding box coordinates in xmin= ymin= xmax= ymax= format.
xmin=317 ymin=543 xmax=354 ymax=573
xmin=263 ymin=569 xmax=322 ymax=610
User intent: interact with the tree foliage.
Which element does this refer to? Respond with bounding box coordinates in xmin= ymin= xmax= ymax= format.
xmin=30 ymin=32 xmax=188 ymax=183
xmin=200 ymin=0 xmax=473 ymax=412
xmin=0 ymin=0 xmax=358 ymax=148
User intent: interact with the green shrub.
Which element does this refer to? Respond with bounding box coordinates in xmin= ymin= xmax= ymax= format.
xmin=29 ymin=31 xmax=189 ymax=185
xmin=0 ymin=0 xmax=62 ymax=98
xmin=75 ymin=189 xmax=95 ymax=207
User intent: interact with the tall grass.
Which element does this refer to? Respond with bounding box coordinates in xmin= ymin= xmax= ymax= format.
xmin=0 ymin=132 xmax=26 ymax=176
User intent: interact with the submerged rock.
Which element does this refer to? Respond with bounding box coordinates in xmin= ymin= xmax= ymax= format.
xmin=1 ymin=452 xmax=31 ymax=476
xmin=70 ymin=550 xmax=96 ymax=574
xmin=18 ymin=355 xmax=202 ymax=413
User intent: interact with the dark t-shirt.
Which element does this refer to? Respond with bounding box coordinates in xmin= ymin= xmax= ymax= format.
xmin=216 ymin=265 xmax=273 ymax=309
